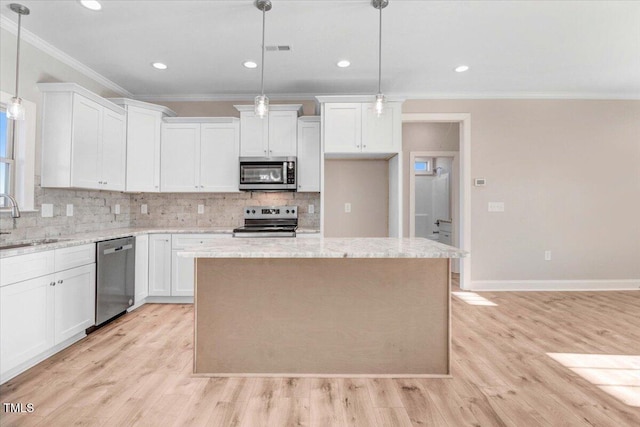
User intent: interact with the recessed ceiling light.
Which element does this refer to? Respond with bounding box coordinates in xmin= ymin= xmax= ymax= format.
xmin=243 ymin=61 xmax=258 ymax=69
xmin=80 ymin=1 xmax=102 ymax=11
xmin=337 ymin=60 xmax=351 ymax=68
xmin=152 ymin=62 xmax=168 ymax=70
xmin=455 ymin=65 xmax=470 ymax=73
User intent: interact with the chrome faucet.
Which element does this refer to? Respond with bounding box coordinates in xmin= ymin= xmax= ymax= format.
xmin=0 ymin=194 xmax=21 ymax=218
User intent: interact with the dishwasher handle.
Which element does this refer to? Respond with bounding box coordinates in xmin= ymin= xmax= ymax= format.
xmin=103 ymin=244 xmax=133 ymax=255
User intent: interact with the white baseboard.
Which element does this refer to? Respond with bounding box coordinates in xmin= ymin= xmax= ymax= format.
xmin=145 ymin=296 xmax=194 ymax=304
xmin=1 ymin=332 xmax=86 ymax=385
xmin=470 ymin=279 xmax=640 ymax=292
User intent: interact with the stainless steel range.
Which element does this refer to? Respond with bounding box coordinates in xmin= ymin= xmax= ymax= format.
xmin=232 ymin=206 xmax=298 ymax=238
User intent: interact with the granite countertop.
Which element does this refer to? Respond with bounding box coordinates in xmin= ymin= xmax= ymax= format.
xmin=0 ymin=227 xmax=321 ymax=258
xmin=179 ymin=237 xmax=467 ymax=259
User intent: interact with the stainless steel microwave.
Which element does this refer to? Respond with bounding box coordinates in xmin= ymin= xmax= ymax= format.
xmin=239 ymin=157 xmax=296 ymax=191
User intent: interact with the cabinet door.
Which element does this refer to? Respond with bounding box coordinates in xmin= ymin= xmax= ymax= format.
xmin=268 ymin=110 xmax=298 ymax=157
xmin=148 ymin=234 xmax=171 ymax=296
xmin=200 ymin=123 xmax=240 ymax=192
xmin=54 ymin=264 xmax=96 ymax=345
xmin=171 ymin=250 xmax=194 ymax=297
xmin=323 ymin=103 xmax=362 ymax=153
xmin=126 ymin=106 xmax=162 ymax=192
xmin=135 ymin=234 xmax=149 ymax=303
xmin=71 ymin=94 xmax=102 ymax=189
xmin=362 ymin=101 xmax=402 ymax=153
xmin=239 ymin=111 xmax=268 ymax=157
xmin=101 ymin=109 xmax=127 ymax=191
xmin=297 ymin=120 xmax=321 ymax=192
xmin=0 ymin=275 xmax=55 ymax=375
xmin=161 ymin=124 xmax=200 ymax=192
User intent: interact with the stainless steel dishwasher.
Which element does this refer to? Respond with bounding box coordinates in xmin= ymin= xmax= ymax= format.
xmin=96 ymin=236 xmax=135 ymax=326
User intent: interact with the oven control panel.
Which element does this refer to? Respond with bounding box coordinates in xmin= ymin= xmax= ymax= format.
xmin=244 ymin=205 xmax=297 ymax=219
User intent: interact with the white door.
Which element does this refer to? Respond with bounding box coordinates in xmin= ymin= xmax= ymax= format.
xmin=101 ymin=109 xmax=127 ymax=191
xmin=268 ymin=110 xmax=298 ymax=157
xmin=53 ymin=264 xmax=96 ymax=345
xmin=171 ymin=250 xmax=195 ymax=297
xmin=134 ymin=234 xmax=149 ymax=304
xmin=362 ymin=102 xmax=400 ymax=153
xmin=71 ymin=95 xmax=102 ymax=189
xmin=148 ymin=234 xmax=171 ymax=296
xmin=200 ymin=123 xmax=240 ymax=192
xmin=161 ymin=123 xmax=201 ymax=192
xmin=126 ymin=106 xmax=162 ymax=192
xmin=0 ymin=274 xmax=55 ymax=375
xmin=239 ymin=111 xmax=268 ymax=157
xmin=297 ymin=119 xmax=320 ymax=192
xmin=323 ymin=103 xmax=362 ymax=153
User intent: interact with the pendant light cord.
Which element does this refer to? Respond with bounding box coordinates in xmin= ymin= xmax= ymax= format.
xmin=15 ymin=12 xmax=22 ymax=98
xmin=377 ymin=3 xmax=382 ymax=95
xmin=260 ymin=7 xmax=266 ymax=96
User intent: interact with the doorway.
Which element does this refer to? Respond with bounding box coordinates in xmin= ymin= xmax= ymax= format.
xmin=403 ymin=113 xmax=471 ymax=290
xmin=413 ymin=155 xmax=455 ymax=242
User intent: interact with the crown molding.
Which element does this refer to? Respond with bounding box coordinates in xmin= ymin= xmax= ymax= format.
xmin=134 ymin=93 xmax=318 ymax=102
xmin=0 ymin=15 xmax=132 ymax=97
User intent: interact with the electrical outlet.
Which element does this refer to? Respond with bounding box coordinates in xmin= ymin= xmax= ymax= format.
xmin=544 ymin=250 xmax=552 ymax=261
xmin=114 ymin=204 xmax=121 ymax=215
xmin=41 ymin=204 xmax=53 ymax=218
xmin=488 ymin=202 xmax=505 ymax=212
xmin=198 ymin=204 xmax=205 ymax=214
xmin=141 ymin=204 xmax=148 ymax=214
xmin=308 ymin=204 xmax=315 ymax=214
xmin=344 ymin=203 xmax=351 ymax=213
xmin=66 ymin=204 xmax=73 ymax=217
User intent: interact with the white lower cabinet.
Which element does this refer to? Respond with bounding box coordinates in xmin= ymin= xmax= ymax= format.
xmin=148 ymin=234 xmax=172 ymax=296
xmin=0 ymin=274 xmax=55 ymax=376
xmin=53 ymin=264 xmax=96 ymax=345
xmin=171 ymin=234 xmax=231 ymax=297
xmin=0 ymin=245 xmax=96 ymax=383
xmin=134 ymin=234 xmax=149 ymax=304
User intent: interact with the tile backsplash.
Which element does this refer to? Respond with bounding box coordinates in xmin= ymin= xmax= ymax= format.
xmin=0 ymin=178 xmax=320 ymax=243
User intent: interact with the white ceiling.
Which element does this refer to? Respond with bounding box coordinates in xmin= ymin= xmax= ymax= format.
xmin=1 ymin=0 xmax=639 ymax=100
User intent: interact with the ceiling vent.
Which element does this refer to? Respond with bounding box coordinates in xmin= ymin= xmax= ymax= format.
xmin=265 ymin=45 xmax=291 ymax=52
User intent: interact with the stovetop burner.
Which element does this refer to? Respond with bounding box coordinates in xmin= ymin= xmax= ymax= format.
xmin=232 ymin=206 xmax=298 ymax=238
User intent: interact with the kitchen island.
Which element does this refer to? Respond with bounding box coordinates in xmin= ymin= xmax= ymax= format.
xmin=180 ymin=237 xmax=467 ymax=377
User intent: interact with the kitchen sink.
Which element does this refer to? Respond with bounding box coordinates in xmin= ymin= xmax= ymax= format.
xmin=0 ymin=238 xmax=70 ymax=250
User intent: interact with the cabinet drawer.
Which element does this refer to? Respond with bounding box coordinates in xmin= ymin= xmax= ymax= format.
xmin=172 ymin=234 xmax=230 ymax=250
xmin=55 ymin=244 xmax=96 ymax=271
xmin=0 ymin=251 xmax=55 ymax=287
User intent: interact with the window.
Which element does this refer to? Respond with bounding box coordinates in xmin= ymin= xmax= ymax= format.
xmin=0 ymin=107 xmax=13 ymax=207
xmin=0 ymin=91 xmax=35 ymax=212
xmin=414 ymin=157 xmax=433 ymax=175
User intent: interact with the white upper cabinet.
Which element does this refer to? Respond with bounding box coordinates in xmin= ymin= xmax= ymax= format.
xmin=318 ymin=97 xmax=403 ymax=156
xmin=235 ymin=104 xmax=302 ymax=157
xmin=161 ymin=118 xmax=240 ymax=192
xmin=109 ymin=99 xmax=177 ymax=193
xmin=297 ymin=116 xmax=321 ymax=192
xmin=39 ymin=83 xmax=126 ymax=191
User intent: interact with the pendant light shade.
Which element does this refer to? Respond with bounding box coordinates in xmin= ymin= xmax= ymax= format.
xmin=7 ymin=3 xmax=30 ymax=121
xmin=372 ymin=0 xmax=388 ymax=117
xmin=255 ymin=0 xmax=272 ymax=119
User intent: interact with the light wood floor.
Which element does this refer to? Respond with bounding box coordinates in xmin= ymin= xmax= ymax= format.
xmin=1 ymin=280 xmax=639 ymax=426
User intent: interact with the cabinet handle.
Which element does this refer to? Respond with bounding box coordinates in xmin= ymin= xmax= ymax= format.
xmin=200 ymin=185 xmax=204 ymax=188
xmin=98 ymin=181 xmax=103 ymax=184
xmin=363 ymin=145 xmax=367 ymax=148
xmin=195 ymin=186 xmax=198 ymax=188
xmin=356 ymin=145 xmax=360 ymax=148
xmin=104 ymin=181 xmax=108 ymax=185
xmin=58 ymin=279 xmax=63 ymax=284
xmin=50 ymin=281 xmax=55 ymax=286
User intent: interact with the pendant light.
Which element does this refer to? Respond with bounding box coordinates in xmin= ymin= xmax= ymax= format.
xmin=255 ymin=0 xmax=272 ymax=119
xmin=7 ymin=3 xmax=30 ymax=121
xmin=372 ymin=0 xmax=388 ymax=117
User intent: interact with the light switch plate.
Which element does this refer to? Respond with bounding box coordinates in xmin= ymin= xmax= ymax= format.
xmin=41 ymin=204 xmax=54 ymax=218
xmin=66 ymin=204 xmax=73 ymax=217
xmin=141 ymin=204 xmax=148 ymax=214
xmin=308 ymin=204 xmax=315 ymax=214
xmin=488 ymin=202 xmax=505 ymax=212
xmin=114 ymin=204 xmax=121 ymax=215
xmin=198 ymin=204 xmax=205 ymax=214
xmin=344 ymin=203 xmax=351 ymax=213
xmin=474 ymin=178 xmax=486 ymax=186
